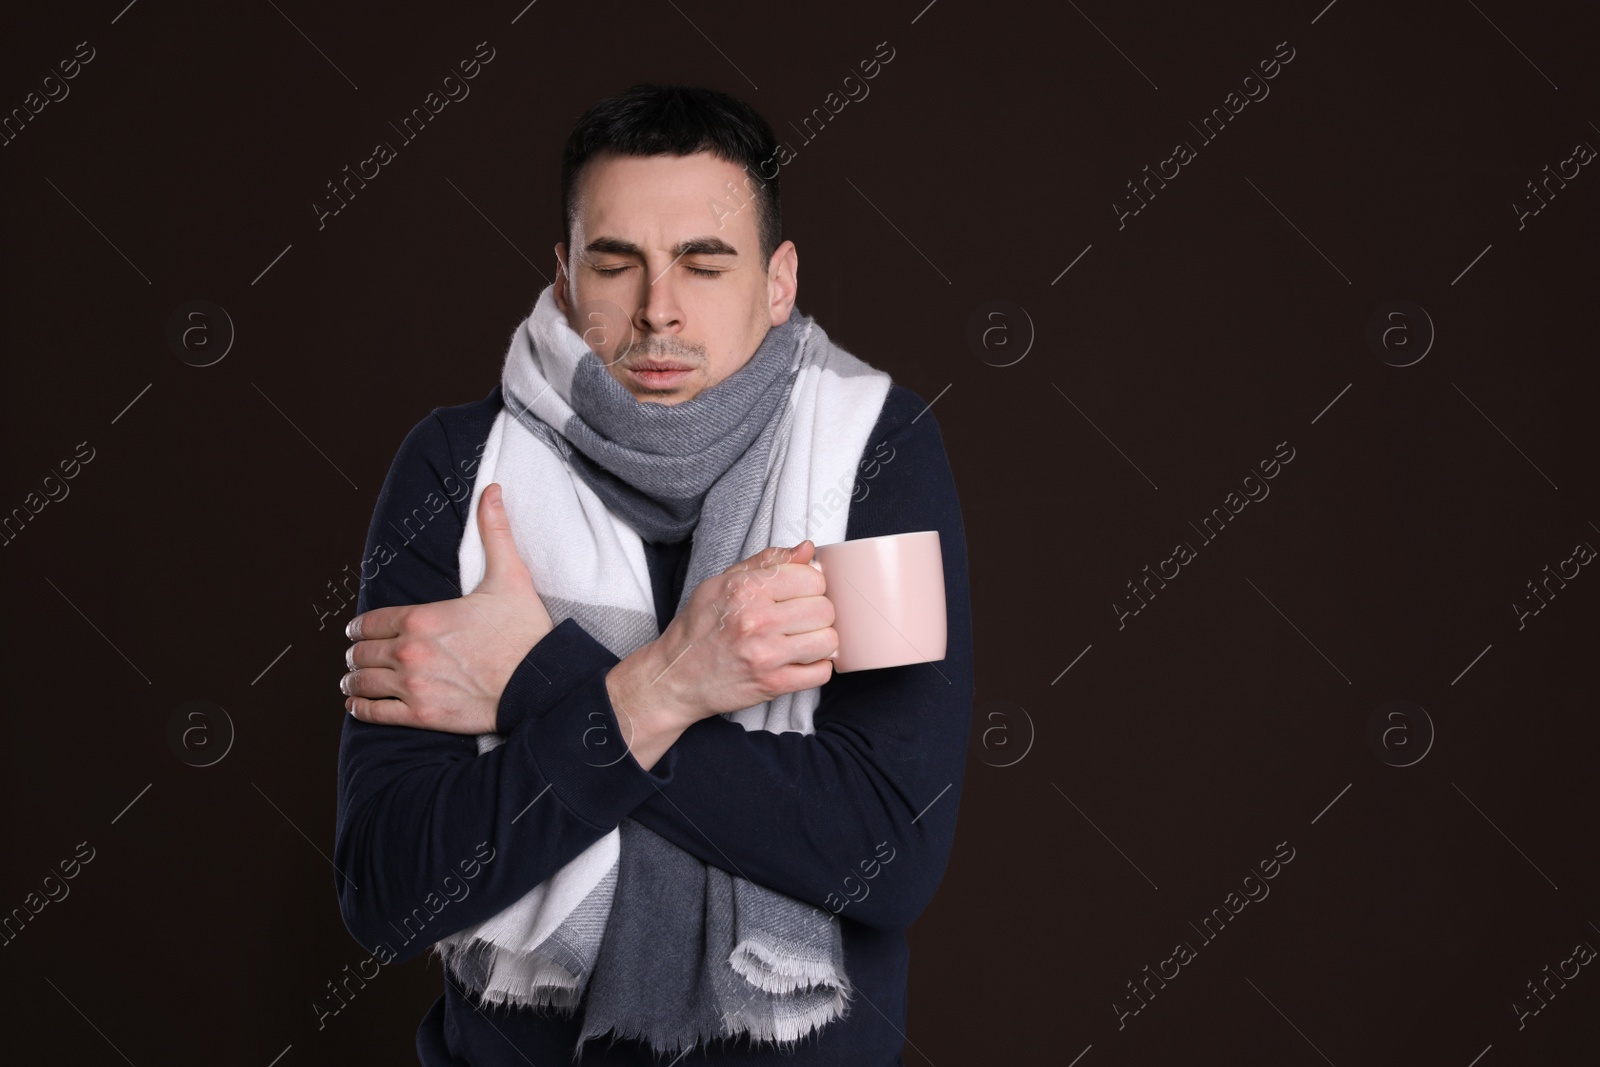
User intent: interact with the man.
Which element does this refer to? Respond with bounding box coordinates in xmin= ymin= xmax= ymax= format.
xmin=333 ymin=84 xmax=973 ymax=1066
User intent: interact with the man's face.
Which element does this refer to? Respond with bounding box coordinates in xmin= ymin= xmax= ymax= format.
xmin=554 ymin=150 xmax=798 ymax=405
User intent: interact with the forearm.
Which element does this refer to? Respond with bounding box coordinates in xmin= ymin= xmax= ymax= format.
xmin=537 ymin=624 xmax=969 ymax=930
xmin=334 ymin=658 xmax=679 ymax=962
xmin=624 ymin=659 xmax=973 ymax=930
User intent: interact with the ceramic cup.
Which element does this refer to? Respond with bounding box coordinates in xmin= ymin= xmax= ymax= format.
xmin=807 ymin=530 xmax=947 ymax=672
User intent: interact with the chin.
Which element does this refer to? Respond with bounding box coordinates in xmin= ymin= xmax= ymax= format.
xmin=631 ymin=389 xmax=695 ymax=406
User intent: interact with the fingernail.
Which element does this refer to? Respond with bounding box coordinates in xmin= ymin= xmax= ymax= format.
xmin=345 ymin=617 xmax=360 ymax=641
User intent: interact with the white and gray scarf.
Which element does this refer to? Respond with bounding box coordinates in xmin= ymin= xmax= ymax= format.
xmin=432 ymin=283 xmax=892 ymax=1059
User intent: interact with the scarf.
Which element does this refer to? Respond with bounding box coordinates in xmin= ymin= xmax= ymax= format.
xmin=432 ymin=282 xmax=893 ymax=1060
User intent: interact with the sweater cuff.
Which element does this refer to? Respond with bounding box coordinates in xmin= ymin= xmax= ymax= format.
xmin=521 ymin=656 xmax=680 ymax=830
xmin=496 ymin=617 xmax=619 ymax=734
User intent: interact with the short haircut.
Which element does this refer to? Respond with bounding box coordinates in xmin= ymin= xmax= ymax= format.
xmin=561 ymin=84 xmax=782 ymax=267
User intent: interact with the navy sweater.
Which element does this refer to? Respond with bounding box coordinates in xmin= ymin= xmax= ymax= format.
xmin=333 ymin=380 xmax=974 ymax=1066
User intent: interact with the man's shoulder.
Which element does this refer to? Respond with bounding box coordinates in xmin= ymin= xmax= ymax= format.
xmin=429 ymin=382 xmax=505 ymax=430
xmin=419 ymin=383 xmax=504 ymax=462
xmin=870 ymin=381 xmax=946 ymax=447
xmin=842 ymin=380 xmax=960 ymax=541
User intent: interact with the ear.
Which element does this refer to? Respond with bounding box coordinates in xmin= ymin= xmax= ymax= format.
xmin=767 ymin=239 xmax=798 ymax=326
xmin=553 ymin=243 xmax=571 ymax=315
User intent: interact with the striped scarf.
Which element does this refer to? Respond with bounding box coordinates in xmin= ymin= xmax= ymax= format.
xmin=433 ymin=282 xmax=892 ymax=1058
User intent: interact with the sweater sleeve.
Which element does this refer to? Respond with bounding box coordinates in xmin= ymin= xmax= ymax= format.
xmin=332 ymin=410 xmax=681 ymax=964
xmin=624 ymin=390 xmax=975 ymax=932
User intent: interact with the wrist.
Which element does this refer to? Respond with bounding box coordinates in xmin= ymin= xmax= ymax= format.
xmin=618 ymin=637 xmax=695 ymax=725
xmin=605 ymin=643 xmax=693 ymax=772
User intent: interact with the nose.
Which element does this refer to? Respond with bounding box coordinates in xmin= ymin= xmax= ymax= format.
xmin=636 ymin=260 xmax=685 ymax=335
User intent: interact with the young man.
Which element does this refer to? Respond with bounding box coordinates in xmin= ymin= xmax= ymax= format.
xmin=333 ymin=84 xmax=973 ymax=1066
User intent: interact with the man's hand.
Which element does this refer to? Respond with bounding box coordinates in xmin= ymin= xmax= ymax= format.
xmin=606 ymin=540 xmax=838 ymax=755
xmin=342 ymin=482 xmax=554 ymax=733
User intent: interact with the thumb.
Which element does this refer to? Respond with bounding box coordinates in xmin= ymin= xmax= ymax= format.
xmin=478 ymin=483 xmax=532 ymax=589
xmin=789 ymin=539 xmax=816 ymax=565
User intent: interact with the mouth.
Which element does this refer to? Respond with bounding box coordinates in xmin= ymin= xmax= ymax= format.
xmin=625 ymin=362 xmax=696 ymax=389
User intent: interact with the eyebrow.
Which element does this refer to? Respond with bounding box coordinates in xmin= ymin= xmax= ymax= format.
xmin=584 ymin=235 xmax=741 ymax=259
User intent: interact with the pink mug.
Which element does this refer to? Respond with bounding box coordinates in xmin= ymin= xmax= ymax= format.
xmin=808 ymin=530 xmax=947 ymax=672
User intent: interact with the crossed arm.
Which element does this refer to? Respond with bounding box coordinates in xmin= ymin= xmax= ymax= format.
xmin=332 ymin=395 xmax=973 ymax=963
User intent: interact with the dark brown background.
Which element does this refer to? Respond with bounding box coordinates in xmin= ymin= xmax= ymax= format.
xmin=2 ymin=1 xmax=1596 ymax=1063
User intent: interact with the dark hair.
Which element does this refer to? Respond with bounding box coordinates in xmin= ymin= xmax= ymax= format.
xmin=561 ymin=84 xmax=782 ymax=268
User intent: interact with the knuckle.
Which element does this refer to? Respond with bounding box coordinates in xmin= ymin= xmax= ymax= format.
xmin=736 ymin=637 xmax=768 ymax=672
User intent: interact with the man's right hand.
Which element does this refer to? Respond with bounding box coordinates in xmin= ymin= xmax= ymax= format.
xmin=604 ymin=540 xmax=838 ymax=769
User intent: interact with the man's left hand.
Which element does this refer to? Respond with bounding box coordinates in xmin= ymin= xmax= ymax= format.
xmin=341 ymin=482 xmax=553 ymax=734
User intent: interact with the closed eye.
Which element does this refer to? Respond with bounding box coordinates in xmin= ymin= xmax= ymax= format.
xmin=593 ymin=265 xmax=724 ymax=278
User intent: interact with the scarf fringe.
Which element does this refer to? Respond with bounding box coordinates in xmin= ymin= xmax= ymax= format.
xmin=431 ymin=938 xmax=586 ymax=1011
xmin=722 ymin=985 xmax=855 ymax=1046
xmin=573 ymin=985 xmax=854 ymax=1063
xmin=729 ymin=938 xmax=853 ymax=995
